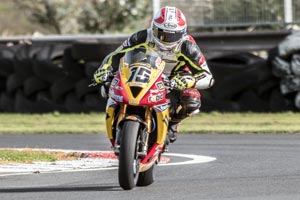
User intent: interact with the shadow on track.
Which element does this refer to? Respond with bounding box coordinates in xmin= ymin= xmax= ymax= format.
xmin=0 ymin=185 xmax=122 ymax=193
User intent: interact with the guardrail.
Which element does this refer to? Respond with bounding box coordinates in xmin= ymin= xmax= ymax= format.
xmin=0 ymin=30 xmax=293 ymax=53
xmin=191 ymin=30 xmax=293 ymax=52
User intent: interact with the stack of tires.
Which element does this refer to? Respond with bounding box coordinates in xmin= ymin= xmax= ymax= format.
xmin=1 ymin=36 xmax=299 ymax=113
xmin=0 ymin=41 xmax=112 ymax=113
xmin=202 ymin=52 xmax=279 ymax=112
xmin=268 ymin=31 xmax=300 ymax=111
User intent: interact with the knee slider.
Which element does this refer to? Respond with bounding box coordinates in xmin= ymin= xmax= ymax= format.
xmin=180 ymin=88 xmax=201 ymax=116
xmin=172 ymin=88 xmax=201 ymax=121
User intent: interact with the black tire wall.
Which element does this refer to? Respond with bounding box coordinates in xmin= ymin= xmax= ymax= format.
xmin=0 ymin=38 xmax=298 ymax=113
xmin=268 ymin=31 xmax=300 ymax=110
xmin=0 ymin=43 xmax=106 ymax=113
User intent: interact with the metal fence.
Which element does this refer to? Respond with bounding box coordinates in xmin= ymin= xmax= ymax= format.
xmin=159 ymin=0 xmax=300 ymax=29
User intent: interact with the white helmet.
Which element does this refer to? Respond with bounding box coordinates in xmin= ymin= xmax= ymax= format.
xmin=152 ymin=6 xmax=187 ymax=50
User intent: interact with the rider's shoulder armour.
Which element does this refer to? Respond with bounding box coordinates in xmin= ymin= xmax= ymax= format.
xmin=177 ymin=35 xmax=203 ymax=62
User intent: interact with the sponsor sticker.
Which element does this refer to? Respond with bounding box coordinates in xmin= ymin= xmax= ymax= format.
xmin=155 ymin=57 xmax=162 ymax=68
xmin=109 ymin=91 xmax=123 ymax=102
xmin=164 ymin=22 xmax=177 ymax=29
xmin=148 ymin=93 xmax=163 ymax=103
xmin=156 ymin=81 xmax=165 ymax=91
xmin=154 ymin=103 xmax=169 ymax=112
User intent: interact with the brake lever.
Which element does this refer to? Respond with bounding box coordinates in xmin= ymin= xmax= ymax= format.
xmin=89 ymin=73 xmax=115 ymax=88
xmin=88 ymin=81 xmax=98 ymax=87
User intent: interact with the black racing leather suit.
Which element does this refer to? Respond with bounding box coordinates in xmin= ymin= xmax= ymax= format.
xmin=95 ymin=28 xmax=214 ymax=121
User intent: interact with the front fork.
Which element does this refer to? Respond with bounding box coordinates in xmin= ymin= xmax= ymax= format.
xmin=106 ymin=103 xmax=153 ymax=156
xmin=105 ymin=101 xmax=169 ymax=156
xmin=105 ymin=103 xmax=127 ymax=154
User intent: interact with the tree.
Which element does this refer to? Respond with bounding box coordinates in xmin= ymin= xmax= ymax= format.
xmin=12 ymin=0 xmax=152 ymax=34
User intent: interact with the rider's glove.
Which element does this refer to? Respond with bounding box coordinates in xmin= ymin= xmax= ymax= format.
xmin=170 ymin=74 xmax=188 ymax=91
xmin=93 ymin=64 xmax=112 ymax=84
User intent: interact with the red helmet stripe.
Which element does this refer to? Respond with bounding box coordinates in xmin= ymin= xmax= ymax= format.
xmin=154 ymin=7 xmax=166 ymax=24
xmin=176 ymin=8 xmax=186 ymax=27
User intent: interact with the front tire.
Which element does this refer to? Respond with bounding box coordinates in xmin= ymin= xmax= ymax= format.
xmin=118 ymin=121 xmax=140 ymax=190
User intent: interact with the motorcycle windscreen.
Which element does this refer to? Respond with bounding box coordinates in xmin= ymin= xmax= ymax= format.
xmin=112 ymin=47 xmax=167 ymax=106
xmin=124 ymin=47 xmax=162 ymax=70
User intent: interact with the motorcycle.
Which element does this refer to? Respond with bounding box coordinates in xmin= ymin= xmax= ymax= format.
xmin=95 ymin=46 xmax=196 ymax=190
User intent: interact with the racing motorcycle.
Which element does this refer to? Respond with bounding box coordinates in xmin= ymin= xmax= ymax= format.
xmin=96 ymin=47 xmax=196 ymax=190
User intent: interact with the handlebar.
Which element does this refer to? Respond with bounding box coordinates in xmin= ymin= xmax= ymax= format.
xmin=88 ymin=81 xmax=98 ymax=87
xmin=88 ymin=74 xmax=115 ymax=87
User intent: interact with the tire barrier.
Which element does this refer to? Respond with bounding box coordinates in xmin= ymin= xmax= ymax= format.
xmin=0 ymin=38 xmax=299 ymax=113
xmin=268 ymin=31 xmax=300 ymax=110
xmin=0 ymin=43 xmax=107 ymax=113
xmin=202 ymin=52 xmax=286 ymax=112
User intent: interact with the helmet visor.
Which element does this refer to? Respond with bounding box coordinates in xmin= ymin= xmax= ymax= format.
xmin=153 ymin=28 xmax=184 ymax=44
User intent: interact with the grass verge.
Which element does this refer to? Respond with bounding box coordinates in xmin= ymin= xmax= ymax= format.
xmin=0 ymin=111 xmax=300 ymax=134
xmin=0 ymin=149 xmax=81 ymax=164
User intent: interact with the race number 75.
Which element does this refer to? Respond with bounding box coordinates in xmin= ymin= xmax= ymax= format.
xmin=128 ymin=67 xmax=151 ymax=83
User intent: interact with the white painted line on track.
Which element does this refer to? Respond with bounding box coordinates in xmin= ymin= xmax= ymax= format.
xmin=160 ymin=153 xmax=216 ymax=166
xmin=0 ymin=149 xmax=216 ymax=177
xmin=0 ymin=167 xmax=119 ymax=177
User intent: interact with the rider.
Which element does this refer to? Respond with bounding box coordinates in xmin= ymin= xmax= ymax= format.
xmin=94 ymin=6 xmax=214 ymax=144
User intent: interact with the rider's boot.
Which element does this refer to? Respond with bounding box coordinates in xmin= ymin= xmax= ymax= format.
xmin=163 ymin=136 xmax=170 ymax=152
xmin=167 ymin=120 xmax=180 ymax=143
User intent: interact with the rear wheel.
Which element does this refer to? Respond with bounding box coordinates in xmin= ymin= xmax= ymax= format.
xmin=118 ymin=121 xmax=141 ymax=190
xmin=137 ymin=164 xmax=154 ymax=187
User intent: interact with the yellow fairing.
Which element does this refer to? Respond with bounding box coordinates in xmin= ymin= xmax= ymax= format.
xmin=106 ymin=104 xmax=127 ymax=140
xmin=155 ymin=108 xmax=169 ymax=145
xmin=107 ymin=105 xmax=170 ymax=145
xmin=120 ymin=57 xmax=165 ymax=106
xmin=105 ymin=106 xmax=115 ymax=140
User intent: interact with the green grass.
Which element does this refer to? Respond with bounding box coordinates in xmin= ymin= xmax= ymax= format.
xmin=0 ymin=148 xmax=83 ymax=164
xmin=180 ymin=111 xmax=300 ymax=133
xmin=0 ymin=112 xmax=300 ymax=134
xmin=0 ymin=149 xmax=57 ymax=163
xmin=0 ymin=112 xmax=106 ymax=134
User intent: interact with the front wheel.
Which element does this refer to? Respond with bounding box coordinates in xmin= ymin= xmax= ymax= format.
xmin=118 ymin=120 xmax=141 ymax=190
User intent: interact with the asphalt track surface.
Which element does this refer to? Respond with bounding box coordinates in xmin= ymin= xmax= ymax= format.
xmin=0 ymin=133 xmax=300 ymax=200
